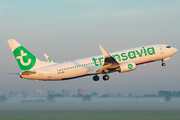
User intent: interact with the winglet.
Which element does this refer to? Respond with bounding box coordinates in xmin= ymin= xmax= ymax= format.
xmin=99 ymin=45 xmax=111 ymax=58
xmin=44 ymin=54 xmax=53 ymax=63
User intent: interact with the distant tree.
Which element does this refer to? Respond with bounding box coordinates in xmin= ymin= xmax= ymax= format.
xmin=100 ymin=94 xmax=109 ymax=98
xmin=177 ymin=91 xmax=180 ymax=97
xmin=54 ymin=94 xmax=64 ymax=98
xmin=117 ymin=93 xmax=123 ymax=97
xmin=106 ymin=93 xmax=116 ymax=98
xmin=165 ymin=94 xmax=171 ymax=102
xmin=143 ymin=94 xmax=150 ymax=98
xmin=47 ymin=95 xmax=55 ymax=103
xmin=76 ymin=94 xmax=84 ymax=98
xmin=158 ymin=90 xmax=171 ymax=97
xmin=135 ymin=95 xmax=140 ymax=98
xmin=171 ymin=91 xmax=176 ymax=97
xmin=158 ymin=90 xmax=164 ymax=97
xmin=71 ymin=94 xmax=76 ymax=97
xmin=91 ymin=92 xmax=98 ymax=97
xmin=128 ymin=93 xmax=133 ymax=98
xmin=143 ymin=94 xmax=157 ymax=98
xmin=82 ymin=95 xmax=91 ymax=103
xmin=0 ymin=96 xmax=8 ymax=103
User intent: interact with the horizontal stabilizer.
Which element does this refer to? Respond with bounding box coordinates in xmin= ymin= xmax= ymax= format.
xmin=4 ymin=72 xmax=20 ymax=75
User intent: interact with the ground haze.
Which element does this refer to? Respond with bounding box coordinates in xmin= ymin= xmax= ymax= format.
xmin=0 ymin=101 xmax=180 ymax=120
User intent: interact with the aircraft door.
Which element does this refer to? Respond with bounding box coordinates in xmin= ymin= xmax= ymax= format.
xmin=159 ymin=46 xmax=164 ymax=54
xmin=46 ymin=69 xmax=52 ymax=78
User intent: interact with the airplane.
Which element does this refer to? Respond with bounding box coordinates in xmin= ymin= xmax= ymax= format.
xmin=7 ymin=39 xmax=177 ymax=81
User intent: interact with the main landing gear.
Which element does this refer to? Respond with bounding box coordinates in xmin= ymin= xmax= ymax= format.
xmin=103 ymin=75 xmax=109 ymax=81
xmin=93 ymin=75 xmax=99 ymax=81
xmin=162 ymin=60 xmax=166 ymax=66
xmin=93 ymin=74 xmax=109 ymax=81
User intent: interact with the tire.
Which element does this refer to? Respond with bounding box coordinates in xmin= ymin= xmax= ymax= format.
xmin=93 ymin=76 xmax=99 ymax=81
xmin=103 ymin=75 xmax=109 ymax=81
xmin=162 ymin=63 xmax=166 ymax=66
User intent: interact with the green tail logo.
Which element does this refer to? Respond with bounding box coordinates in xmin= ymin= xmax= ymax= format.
xmin=13 ymin=46 xmax=36 ymax=71
xmin=47 ymin=58 xmax=52 ymax=63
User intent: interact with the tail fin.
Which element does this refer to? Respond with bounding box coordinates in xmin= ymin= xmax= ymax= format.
xmin=7 ymin=39 xmax=53 ymax=71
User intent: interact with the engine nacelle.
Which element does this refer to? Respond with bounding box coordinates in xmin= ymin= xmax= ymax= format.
xmin=119 ymin=61 xmax=136 ymax=73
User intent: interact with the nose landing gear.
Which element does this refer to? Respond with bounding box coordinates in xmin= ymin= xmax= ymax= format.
xmin=162 ymin=60 xmax=166 ymax=66
xmin=162 ymin=63 xmax=166 ymax=66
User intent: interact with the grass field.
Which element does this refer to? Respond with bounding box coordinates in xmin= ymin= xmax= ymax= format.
xmin=0 ymin=103 xmax=180 ymax=120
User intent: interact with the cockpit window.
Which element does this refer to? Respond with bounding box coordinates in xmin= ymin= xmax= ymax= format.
xmin=166 ymin=46 xmax=171 ymax=48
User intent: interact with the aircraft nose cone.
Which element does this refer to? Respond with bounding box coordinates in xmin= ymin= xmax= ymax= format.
xmin=172 ymin=47 xmax=178 ymax=53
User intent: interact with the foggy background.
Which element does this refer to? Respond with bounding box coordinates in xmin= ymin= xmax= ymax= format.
xmin=0 ymin=0 xmax=180 ymax=97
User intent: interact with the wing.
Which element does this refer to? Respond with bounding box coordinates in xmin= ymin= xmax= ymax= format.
xmin=96 ymin=46 xmax=120 ymax=73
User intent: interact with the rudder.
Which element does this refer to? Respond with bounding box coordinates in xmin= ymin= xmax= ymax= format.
xmin=8 ymin=39 xmax=37 ymax=71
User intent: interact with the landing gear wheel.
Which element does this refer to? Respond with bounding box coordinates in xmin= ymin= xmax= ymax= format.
xmin=162 ymin=63 xmax=166 ymax=66
xmin=93 ymin=76 xmax=99 ymax=81
xmin=103 ymin=75 xmax=109 ymax=81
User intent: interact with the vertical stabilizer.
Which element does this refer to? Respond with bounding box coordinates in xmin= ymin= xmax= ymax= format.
xmin=7 ymin=39 xmax=54 ymax=71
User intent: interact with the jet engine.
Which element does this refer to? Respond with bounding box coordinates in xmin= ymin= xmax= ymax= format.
xmin=119 ymin=61 xmax=136 ymax=73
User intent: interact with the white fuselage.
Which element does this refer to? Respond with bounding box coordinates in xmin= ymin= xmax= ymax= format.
xmin=20 ymin=44 xmax=177 ymax=81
